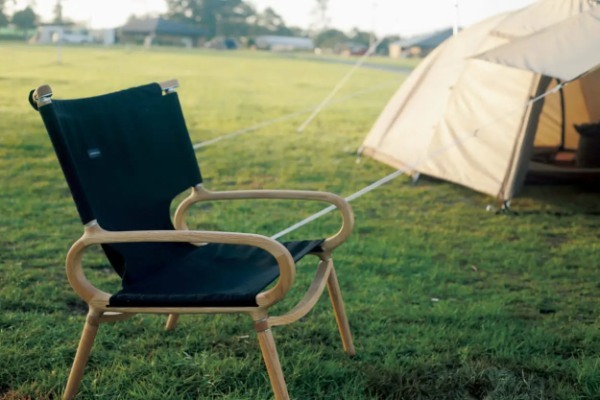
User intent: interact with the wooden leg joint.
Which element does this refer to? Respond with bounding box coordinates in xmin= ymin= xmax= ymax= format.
xmin=85 ymin=309 xmax=101 ymax=327
xmin=254 ymin=318 xmax=270 ymax=332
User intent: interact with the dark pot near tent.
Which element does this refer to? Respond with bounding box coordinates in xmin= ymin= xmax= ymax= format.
xmin=574 ymin=122 xmax=600 ymax=168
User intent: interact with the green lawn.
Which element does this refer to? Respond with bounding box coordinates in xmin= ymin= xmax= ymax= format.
xmin=1 ymin=43 xmax=599 ymax=400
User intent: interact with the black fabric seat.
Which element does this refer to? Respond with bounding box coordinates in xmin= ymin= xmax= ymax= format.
xmin=34 ymin=82 xmax=325 ymax=309
xmin=109 ymin=239 xmax=323 ymax=307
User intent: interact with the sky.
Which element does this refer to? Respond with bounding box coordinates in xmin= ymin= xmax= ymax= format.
xmin=15 ymin=0 xmax=535 ymax=37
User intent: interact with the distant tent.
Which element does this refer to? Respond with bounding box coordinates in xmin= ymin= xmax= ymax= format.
xmin=388 ymin=28 xmax=453 ymax=58
xmin=361 ymin=0 xmax=600 ymax=200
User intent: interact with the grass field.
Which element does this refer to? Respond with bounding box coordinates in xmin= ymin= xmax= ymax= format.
xmin=1 ymin=43 xmax=599 ymax=399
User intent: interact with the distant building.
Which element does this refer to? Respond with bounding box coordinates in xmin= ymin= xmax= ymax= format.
xmin=120 ymin=18 xmax=205 ymax=48
xmin=30 ymin=25 xmax=94 ymax=44
xmin=255 ymin=35 xmax=314 ymax=52
xmin=91 ymin=29 xmax=117 ymax=46
xmin=389 ymin=28 xmax=453 ymax=58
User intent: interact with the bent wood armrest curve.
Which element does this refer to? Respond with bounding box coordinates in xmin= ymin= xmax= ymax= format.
xmin=173 ymin=185 xmax=354 ymax=251
xmin=66 ymin=223 xmax=297 ymax=308
xmin=269 ymin=259 xmax=333 ymax=327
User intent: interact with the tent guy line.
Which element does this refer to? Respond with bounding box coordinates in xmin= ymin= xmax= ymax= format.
xmin=296 ymin=35 xmax=388 ymax=133
xmin=192 ymin=78 xmax=400 ymax=150
xmin=296 ymin=8 xmax=409 ymax=133
xmin=271 ymin=168 xmax=407 ymax=240
xmin=271 ymin=81 xmax=568 ymax=240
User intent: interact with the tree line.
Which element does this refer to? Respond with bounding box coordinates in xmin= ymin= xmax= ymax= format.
xmin=0 ymin=0 xmax=395 ymax=51
xmin=164 ymin=0 xmax=383 ymax=49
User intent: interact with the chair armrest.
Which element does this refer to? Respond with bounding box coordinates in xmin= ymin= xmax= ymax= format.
xmin=66 ymin=222 xmax=296 ymax=308
xmin=174 ymin=185 xmax=354 ymax=252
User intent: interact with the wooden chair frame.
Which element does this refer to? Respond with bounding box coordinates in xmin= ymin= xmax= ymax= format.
xmin=32 ymin=82 xmax=355 ymax=400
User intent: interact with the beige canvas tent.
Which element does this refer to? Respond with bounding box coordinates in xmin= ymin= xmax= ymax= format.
xmin=361 ymin=0 xmax=600 ymax=200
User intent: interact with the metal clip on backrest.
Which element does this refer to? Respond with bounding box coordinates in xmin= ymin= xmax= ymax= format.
xmin=159 ymin=79 xmax=179 ymax=94
xmin=29 ymin=84 xmax=53 ymax=110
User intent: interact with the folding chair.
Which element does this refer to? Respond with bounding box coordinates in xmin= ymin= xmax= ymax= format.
xmin=29 ymin=80 xmax=355 ymax=400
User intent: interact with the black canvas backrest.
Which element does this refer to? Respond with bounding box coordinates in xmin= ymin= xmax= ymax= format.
xmin=37 ymin=83 xmax=203 ymax=280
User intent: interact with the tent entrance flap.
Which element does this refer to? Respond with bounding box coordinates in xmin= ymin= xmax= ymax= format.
xmin=523 ymin=69 xmax=600 ymax=188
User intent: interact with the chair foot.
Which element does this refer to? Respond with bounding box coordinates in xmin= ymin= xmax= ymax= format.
xmin=254 ymin=319 xmax=290 ymax=400
xmin=165 ymin=314 xmax=179 ymax=331
xmin=327 ymin=263 xmax=356 ymax=356
xmin=63 ymin=309 xmax=101 ymax=400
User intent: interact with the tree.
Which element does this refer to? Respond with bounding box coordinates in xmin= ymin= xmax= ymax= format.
xmin=314 ymin=28 xmax=347 ymax=49
xmin=0 ymin=11 xmax=8 ymax=27
xmin=12 ymin=6 xmax=37 ymax=31
xmin=348 ymin=28 xmax=374 ymax=47
xmin=311 ymin=0 xmax=330 ymax=33
xmin=255 ymin=7 xmax=291 ymax=36
xmin=218 ymin=1 xmax=256 ymax=37
xmin=0 ymin=0 xmax=10 ymax=27
xmin=289 ymin=26 xmax=307 ymax=37
xmin=0 ymin=0 xmax=9 ymax=11
xmin=166 ymin=0 xmax=258 ymax=38
xmin=53 ymin=0 xmax=63 ymax=24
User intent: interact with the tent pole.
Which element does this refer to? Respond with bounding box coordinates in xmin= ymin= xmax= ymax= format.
xmin=453 ymin=0 xmax=460 ymax=36
xmin=557 ymin=79 xmax=566 ymax=151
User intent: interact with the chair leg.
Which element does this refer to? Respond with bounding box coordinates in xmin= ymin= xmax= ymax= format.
xmin=327 ymin=263 xmax=356 ymax=356
xmin=63 ymin=308 xmax=102 ymax=400
xmin=165 ymin=314 xmax=179 ymax=331
xmin=254 ymin=319 xmax=289 ymax=400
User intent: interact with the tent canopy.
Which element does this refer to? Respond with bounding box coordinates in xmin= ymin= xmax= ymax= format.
xmin=361 ymin=0 xmax=599 ymax=199
xmin=476 ymin=7 xmax=600 ymax=82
